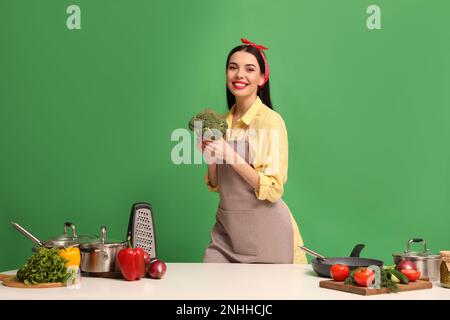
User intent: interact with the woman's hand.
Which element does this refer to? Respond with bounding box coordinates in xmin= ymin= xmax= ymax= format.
xmin=204 ymin=138 xmax=238 ymax=164
xmin=196 ymin=133 xmax=216 ymax=164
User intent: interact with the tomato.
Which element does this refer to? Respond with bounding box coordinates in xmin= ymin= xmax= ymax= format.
xmin=330 ymin=264 xmax=350 ymax=281
xmin=401 ymin=269 xmax=421 ymax=282
xmin=353 ymin=268 xmax=375 ymax=287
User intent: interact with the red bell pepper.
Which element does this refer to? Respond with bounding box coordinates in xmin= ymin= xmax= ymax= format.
xmin=118 ymin=237 xmax=146 ymax=281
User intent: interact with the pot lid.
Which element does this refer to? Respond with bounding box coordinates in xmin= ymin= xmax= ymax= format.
xmin=79 ymin=226 xmax=126 ymax=249
xmin=392 ymin=251 xmax=441 ymax=260
xmin=392 ymin=238 xmax=441 ymax=260
xmin=79 ymin=241 xmax=126 ymax=249
xmin=44 ymin=238 xmax=79 ymax=248
xmin=44 ymin=222 xmax=98 ymax=248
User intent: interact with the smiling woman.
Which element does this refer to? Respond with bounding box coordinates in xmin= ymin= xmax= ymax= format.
xmin=225 ymin=38 xmax=272 ymax=112
xmin=228 ymin=60 xmax=259 ymax=90
xmin=199 ymin=38 xmax=307 ymax=264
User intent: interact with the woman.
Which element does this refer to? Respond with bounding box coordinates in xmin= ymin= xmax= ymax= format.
xmin=199 ymin=38 xmax=307 ymax=264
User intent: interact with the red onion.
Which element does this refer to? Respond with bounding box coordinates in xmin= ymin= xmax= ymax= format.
xmin=147 ymin=259 xmax=167 ymax=279
xmin=396 ymin=260 xmax=417 ymax=271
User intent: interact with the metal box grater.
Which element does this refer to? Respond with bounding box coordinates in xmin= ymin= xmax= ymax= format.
xmin=127 ymin=202 xmax=157 ymax=260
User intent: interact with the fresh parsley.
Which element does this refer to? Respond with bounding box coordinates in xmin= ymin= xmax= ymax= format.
xmin=16 ymin=247 xmax=69 ymax=285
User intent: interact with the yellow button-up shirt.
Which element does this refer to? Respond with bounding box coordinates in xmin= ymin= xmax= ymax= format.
xmin=205 ymin=96 xmax=289 ymax=203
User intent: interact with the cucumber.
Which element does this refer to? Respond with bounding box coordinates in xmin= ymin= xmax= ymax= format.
xmin=389 ymin=273 xmax=401 ymax=283
xmin=387 ymin=269 xmax=410 ymax=284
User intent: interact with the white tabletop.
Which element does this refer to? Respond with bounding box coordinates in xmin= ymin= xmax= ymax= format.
xmin=1 ymin=263 xmax=449 ymax=300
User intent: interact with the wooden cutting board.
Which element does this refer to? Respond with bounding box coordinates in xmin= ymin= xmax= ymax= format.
xmin=320 ymin=279 xmax=432 ymax=296
xmin=0 ymin=274 xmax=66 ymax=288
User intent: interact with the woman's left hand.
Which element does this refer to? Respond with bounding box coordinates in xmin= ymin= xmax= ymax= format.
xmin=204 ymin=138 xmax=236 ymax=164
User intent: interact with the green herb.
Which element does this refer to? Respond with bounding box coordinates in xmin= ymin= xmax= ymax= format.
xmin=381 ymin=269 xmax=399 ymax=293
xmin=383 ymin=265 xmax=396 ymax=271
xmin=344 ymin=269 xmax=357 ymax=285
xmin=16 ymin=247 xmax=69 ymax=285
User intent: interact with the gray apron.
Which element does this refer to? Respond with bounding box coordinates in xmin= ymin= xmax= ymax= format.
xmin=203 ymin=140 xmax=294 ymax=263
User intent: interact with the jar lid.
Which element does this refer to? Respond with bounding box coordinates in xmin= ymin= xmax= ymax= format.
xmin=440 ymin=251 xmax=450 ymax=257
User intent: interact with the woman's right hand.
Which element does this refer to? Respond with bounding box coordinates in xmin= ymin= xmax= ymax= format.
xmin=196 ymin=133 xmax=216 ymax=164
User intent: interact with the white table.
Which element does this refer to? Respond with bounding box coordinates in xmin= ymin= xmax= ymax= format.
xmin=1 ymin=263 xmax=449 ymax=300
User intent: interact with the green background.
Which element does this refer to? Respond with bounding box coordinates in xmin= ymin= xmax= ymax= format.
xmin=1 ymin=0 xmax=449 ymax=271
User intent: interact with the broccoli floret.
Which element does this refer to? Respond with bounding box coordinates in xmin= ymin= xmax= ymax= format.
xmin=188 ymin=109 xmax=228 ymax=140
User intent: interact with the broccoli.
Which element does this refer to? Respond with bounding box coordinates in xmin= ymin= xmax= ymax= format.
xmin=188 ymin=109 xmax=228 ymax=140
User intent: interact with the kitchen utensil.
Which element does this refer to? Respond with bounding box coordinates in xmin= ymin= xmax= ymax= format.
xmin=0 ymin=274 xmax=66 ymax=288
xmin=56 ymin=222 xmax=98 ymax=244
xmin=79 ymin=226 xmax=127 ymax=273
xmin=12 ymin=222 xmax=43 ymax=246
xmin=300 ymin=244 xmax=384 ymax=278
xmin=12 ymin=221 xmax=97 ymax=251
xmin=127 ymin=202 xmax=157 ymax=260
xmin=393 ymin=238 xmax=441 ymax=282
xmin=12 ymin=222 xmax=79 ymax=249
xmin=300 ymin=246 xmax=326 ymax=260
xmin=0 ymin=274 xmax=13 ymax=281
xmin=320 ymin=279 xmax=432 ymax=296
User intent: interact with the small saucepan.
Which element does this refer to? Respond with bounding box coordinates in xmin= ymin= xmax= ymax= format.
xmin=300 ymin=244 xmax=384 ymax=278
xmin=79 ymin=226 xmax=127 ymax=274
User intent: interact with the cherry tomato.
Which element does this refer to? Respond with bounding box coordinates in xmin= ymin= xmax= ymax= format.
xmin=330 ymin=264 xmax=350 ymax=281
xmin=401 ymin=269 xmax=421 ymax=282
xmin=353 ymin=268 xmax=375 ymax=287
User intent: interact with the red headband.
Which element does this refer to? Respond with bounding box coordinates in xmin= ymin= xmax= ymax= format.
xmin=241 ymin=38 xmax=270 ymax=89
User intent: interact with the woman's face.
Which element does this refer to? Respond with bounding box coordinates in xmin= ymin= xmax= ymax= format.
xmin=226 ymin=51 xmax=264 ymax=98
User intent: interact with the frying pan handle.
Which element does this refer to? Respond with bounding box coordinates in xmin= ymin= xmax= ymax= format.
xmin=349 ymin=244 xmax=365 ymax=257
xmin=299 ymin=246 xmax=326 ymax=260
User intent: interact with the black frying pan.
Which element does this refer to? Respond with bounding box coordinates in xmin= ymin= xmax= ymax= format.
xmin=300 ymin=244 xmax=384 ymax=278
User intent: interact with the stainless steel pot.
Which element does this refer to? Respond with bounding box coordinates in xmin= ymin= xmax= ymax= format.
xmin=12 ymin=222 xmax=81 ymax=250
xmin=393 ymin=238 xmax=441 ymax=282
xmin=79 ymin=226 xmax=127 ymax=273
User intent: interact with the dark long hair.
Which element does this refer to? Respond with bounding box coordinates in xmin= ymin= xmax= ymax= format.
xmin=226 ymin=45 xmax=273 ymax=110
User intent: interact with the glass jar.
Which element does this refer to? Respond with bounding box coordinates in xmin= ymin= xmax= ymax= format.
xmin=59 ymin=246 xmax=81 ymax=285
xmin=440 ymin=251 xmax=450 ymax=288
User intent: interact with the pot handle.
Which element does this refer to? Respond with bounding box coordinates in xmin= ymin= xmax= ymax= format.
xmin=349 ymin=244 xmax=365 ymax=257
xmin=64 ymin=222 xmax=78 ymax=239
xmin=406 ymin=238 xmax=429 ymax=253
xmin=11 ymin=222 xmax=43 ymax=247
xmin=101 ymin=226 xmax=107 ymax=244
